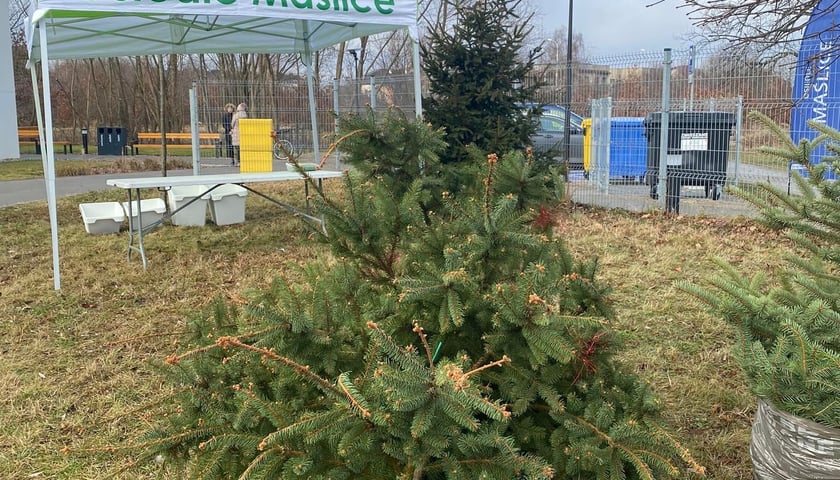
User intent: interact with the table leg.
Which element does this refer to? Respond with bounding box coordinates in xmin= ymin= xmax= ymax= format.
xmin=125 ymin=188 xmax=148 ymax=269
xmin=125 ymin=189 xmax=136 ymax=263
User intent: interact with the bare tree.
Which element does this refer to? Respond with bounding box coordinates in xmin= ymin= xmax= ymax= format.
xmin=664 ymin=0 xmax=831 ymax=61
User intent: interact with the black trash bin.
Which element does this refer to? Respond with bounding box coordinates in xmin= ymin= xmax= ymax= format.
xmin=644 ymin=112 xmax=735 ymax=213
xmin=97 ymin=126 xmax=127 ymax=155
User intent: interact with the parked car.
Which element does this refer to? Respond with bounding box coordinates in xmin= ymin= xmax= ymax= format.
xmin=520 ymin=102 xmax=585 ymax=130
xmin=529 ymin=113 xmax=585 ymax=169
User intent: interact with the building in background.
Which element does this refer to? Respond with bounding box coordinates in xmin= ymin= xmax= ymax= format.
xmin=1 ymin=1 xmax=21 ymax=160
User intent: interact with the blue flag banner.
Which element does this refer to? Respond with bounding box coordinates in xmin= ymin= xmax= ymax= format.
xmin=791 ymin=0 xmax=840 ymax=178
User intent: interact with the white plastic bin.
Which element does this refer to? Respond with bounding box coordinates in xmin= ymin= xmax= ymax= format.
xmin=121 ymin=197 xmax=167 ymax=231
xmin=209 ymin=184 xmax=248 ymax=226
xmin=79 ymin=202 xmax=125 ymax=234
xmin=167 ymin=185 xmax=209 ymax=226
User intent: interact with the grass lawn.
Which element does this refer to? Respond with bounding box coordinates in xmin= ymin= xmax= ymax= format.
xmin=0 ymin=165 xmax=787 ymax=478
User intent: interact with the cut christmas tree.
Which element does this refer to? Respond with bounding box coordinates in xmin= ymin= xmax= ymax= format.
xmin=679 ymin=111 xmax=840 ymax=478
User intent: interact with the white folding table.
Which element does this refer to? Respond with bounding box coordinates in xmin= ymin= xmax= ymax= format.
xmin=106 ymin=170 xmax=344 ymax=268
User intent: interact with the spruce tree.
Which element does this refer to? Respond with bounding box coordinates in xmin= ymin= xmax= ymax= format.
xmin=679 ymin=111 xmax=840 ymax=428
xmin=422 ymin=0 xmax=544 ymax=189
xmin=127 ymin=112 xmax=704 ymax=479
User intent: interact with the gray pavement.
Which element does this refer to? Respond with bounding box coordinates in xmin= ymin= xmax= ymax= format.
xmin=0 ymin=154 xmax=784 ymax=218
xmin=0 ymin=155 xmax=318 ymax=208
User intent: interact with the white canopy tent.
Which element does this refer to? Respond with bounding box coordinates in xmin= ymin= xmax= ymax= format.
xmin=25 ymin=0 xmax=423 ymax=290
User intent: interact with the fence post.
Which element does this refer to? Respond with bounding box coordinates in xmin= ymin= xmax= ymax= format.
xmin=734 ymin=95 xmax=743 ymax=186
xmin=689 ymin=44 xmax=696 ymax=111
xmin=657 ymin=48 xmax=672 ymax=211
xmin=370 ymin=75 xmax=376 ymax=110
xmin=333 ymin=77 xmax=341 ymax=169
xmin=189 ymin=82 xmax=200 ymax=175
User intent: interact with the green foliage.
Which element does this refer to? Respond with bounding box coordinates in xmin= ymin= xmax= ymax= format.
xmin=678 ymin=111 xmax=840 ymax=428
xmin=422 ymin=0 xmax=543 ymax=180
xmin=333 ymin=107 xmax=447 ymax=201
xmin=137 ymin=111 xmax=703 ymax=479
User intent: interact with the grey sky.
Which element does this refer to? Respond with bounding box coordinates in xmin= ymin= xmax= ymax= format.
xmin=529 ymin=0 xmax=697 ymax=57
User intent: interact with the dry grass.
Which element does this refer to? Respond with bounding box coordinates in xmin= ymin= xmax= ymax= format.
xmin=0 ymin=179 xmax=788 ymax=479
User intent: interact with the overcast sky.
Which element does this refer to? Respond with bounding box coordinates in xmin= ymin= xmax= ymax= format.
xmin=529 ymin=0 xmax=697 ymax=57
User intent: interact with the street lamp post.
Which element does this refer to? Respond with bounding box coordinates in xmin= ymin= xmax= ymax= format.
xmin=563 ymin=0 xmax=574 ymax=180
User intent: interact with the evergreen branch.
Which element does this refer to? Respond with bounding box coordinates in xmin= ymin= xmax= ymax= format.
xmin=359 ymin=336 xmax=383 ymax=389
xmin=313 ymin=128 xmax=368 ymax=170
xmin=259 ymin=410 xmax=355 ymax=451
xmin=412 ymin=323 xmax=436 ymax=381
xmin=536 ymin=384 xmax=566 ymax=413
xmin=366 ymin=321 xmax=427 ymax=375
xmin=463 ymin=355 xmax=511 ymax=381
xmin=411 ymin=455 xmax=428 ymax=480
xmin=61 ymin=426 xmax=224 ymax=455
xmin=232 ymin=385 xmax=287 ymax=429
xmin=812 ymin=399 xmax=840 ymax=420
xmin=337 ymin=372 xmax=372 ymax=419
xmin=650 ymin=422 xmax=707 ymax=477
xmin=165 ymin=342 xmax=219 ymax=366
xmin=198 ymin=433 xmax=263 ymax=454
xmin=215 ymin=336 xmax=344 ymax=402
xmin=484 ymin=153 xmax=498 ymax=216
xmin=570 ymin=414 xmax=658 ymax=480
xmin=780 ymin=321 xmax=811 ymax=379
xmin=239 ymin=446 xmax=289 ymax=480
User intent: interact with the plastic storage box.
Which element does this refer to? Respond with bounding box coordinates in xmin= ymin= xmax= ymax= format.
xmin=209 ymin=184 xmax=248 ymax=226
xmin=121 ymin=197 xmax=167 ymax=231
xmin=79 ymin=202 xmax=125 ymax=234
xmin=167 ymin=185 xmax=209 ymax=226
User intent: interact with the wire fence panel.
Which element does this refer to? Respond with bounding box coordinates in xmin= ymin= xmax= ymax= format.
xmin=537 ymin=47 xmax=798 ymax=217
xmin=193 ymin=47 xmax=803 ymax=217
xmin=196 ymin=75 xmax=418 ymax=166
xmin=196 ymin=79 xmax=335 ymax=160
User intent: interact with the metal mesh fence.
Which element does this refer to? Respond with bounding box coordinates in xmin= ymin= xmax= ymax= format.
xmin=194 ymin=46 xmax=803 ymax=217
xmin=537 ymin=47 xmax=797 ymax=217
xmin=195 ymin=75 xmax=418 ymax=167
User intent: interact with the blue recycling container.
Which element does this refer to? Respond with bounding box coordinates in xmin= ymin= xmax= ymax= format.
xmin=608 ymin=117 xmax=647 ymax=178
xmin=584 ymin=117 xmax=647 ymax=180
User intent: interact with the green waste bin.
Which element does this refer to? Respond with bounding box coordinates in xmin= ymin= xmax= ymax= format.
xmin=97 ymin=126 xmax=127 ymax=155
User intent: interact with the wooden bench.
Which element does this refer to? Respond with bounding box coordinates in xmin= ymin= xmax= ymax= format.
xmin=127 ymin=132 xmax=220 ymax=155
xmin=18 ymin=127 xmax=73 ymax=154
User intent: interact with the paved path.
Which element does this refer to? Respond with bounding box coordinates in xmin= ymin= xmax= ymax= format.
xmin=0 ymin=154 xmax=333 ymax=207
xmin=0 ymin=167 xmax=246 ymax=208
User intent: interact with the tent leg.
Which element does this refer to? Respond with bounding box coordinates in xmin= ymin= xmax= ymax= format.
xmin=37 ymin=20 xmax=61 ymax=290
xmin=411 ymin=27 xmax=422 ymax=119
xmin=299 ymin=20 xmax=320 ymax=166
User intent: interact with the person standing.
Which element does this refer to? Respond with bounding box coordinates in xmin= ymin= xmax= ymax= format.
xmin=222 ymin=103 xmax=235 ymax=160
xmin=229 ymin=102 xmax=247 ymax=166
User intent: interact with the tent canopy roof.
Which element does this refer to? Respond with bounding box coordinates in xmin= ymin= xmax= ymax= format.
xmin=25 ymin=0 xmax=421 ymax=290
xmin=27 ymin=0 xmax=418 ymax=61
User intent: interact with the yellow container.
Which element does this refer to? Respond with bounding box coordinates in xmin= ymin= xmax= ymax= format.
xmin=239 ymin=118 xmax=274 ymax=172
xmin=582 ymin=118 xmax=592 ymax=173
